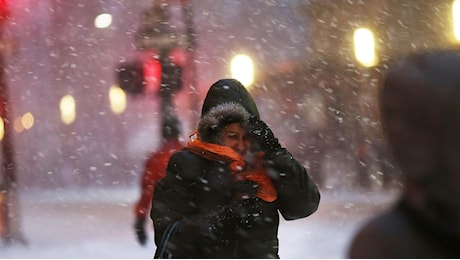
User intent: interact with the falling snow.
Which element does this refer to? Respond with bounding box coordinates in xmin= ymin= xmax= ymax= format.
xmin=0 ymin=0 xmax=450 ymax=257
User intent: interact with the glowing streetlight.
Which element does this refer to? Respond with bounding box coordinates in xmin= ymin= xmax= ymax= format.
xmin=353 ymin=28 xmax=378 ymax=67
xmin=21 ymin=112 xmax=34 ymax=130
xmin=13 ymin=112 xmax=34 ymax=133
xmin=109 ymin=85 xmax=127 ymax=115
xmin=60 ymin=94 xmax=76 ymax=125
xmin=453 ymin=0 xmax=460 ymax=42
xmin=0 ymin=117 xmax=4 ymax=141
xmin=13 ymin=117 xmax=23 ymax=133
xmin=94 ymin=13 xmax=112 ymax=29
xmin=231 ymin=54 xmax=254 ymax=87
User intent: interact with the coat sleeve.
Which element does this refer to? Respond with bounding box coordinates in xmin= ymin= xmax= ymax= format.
xmin=267 ymin=148 xmax=320 ymax=220
xmin=134 ymin=151 xmax=165 ymax=219
xmin=134 ymin=155 xmax=154 ymax=219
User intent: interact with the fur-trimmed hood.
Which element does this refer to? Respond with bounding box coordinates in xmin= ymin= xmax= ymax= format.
xmin=198 ymin=79 xmax=258 ymax=143
xmin=198 ymin=102 xmax=251 ymax=143
xmin=201 ymin=79 xmax=259 ymax=119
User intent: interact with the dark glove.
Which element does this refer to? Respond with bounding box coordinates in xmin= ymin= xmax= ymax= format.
xmin=247 ymin=116 xmax=282 ymax=158
xmin=134 ymin=217 xmax=147 ymax=246
xmin=230 ymin=197 xmax=264 ymax=229
xmin=200 ymin=205 xmax=238 ymax=242
xmin=200 ymin=196 xmax=263 ymax=241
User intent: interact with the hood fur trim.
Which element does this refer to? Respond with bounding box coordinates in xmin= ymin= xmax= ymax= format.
xmin=198 ymin=102 xmax=251 ymax=143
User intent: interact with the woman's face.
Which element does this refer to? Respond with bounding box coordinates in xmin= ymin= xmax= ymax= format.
xmin=217 ymin=122 xmax=251 ymax=155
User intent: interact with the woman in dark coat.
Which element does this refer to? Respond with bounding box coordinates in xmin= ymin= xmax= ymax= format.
xmin=151 ymin=79 xmax=320 ymax=258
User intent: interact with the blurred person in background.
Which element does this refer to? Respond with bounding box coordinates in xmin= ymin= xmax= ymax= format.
xmin=348 ymin=49 xmax=460 ymax=258
xmin=133 ymin=116 xmax=184 ymax=246
xmin=151 ymin=79 xmax=320 ymax=258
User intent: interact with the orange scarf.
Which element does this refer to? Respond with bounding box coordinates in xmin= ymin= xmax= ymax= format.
xmin=186 ymin=133 xmax=277 ymax=202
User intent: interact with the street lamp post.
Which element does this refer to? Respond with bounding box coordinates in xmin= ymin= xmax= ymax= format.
xmin=134 ymin=1 xmax=189 ymax=129
xmin=0 ymin=0 xmax=25 ymax=245
xmin=180 ymin=0 xmax=199 ymax=126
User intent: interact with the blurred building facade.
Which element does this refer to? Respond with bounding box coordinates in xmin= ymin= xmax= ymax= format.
xmin=252 ymin=0 xmax=457 ymax=190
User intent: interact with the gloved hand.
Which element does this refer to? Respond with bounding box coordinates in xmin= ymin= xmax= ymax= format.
xmin=200 ymin=205 xmax=238 ymax=242
xmin=229 ymin=197 xmax=264 ymax=229
xmin=200 ymin=196 xmax=263 ymax=241
xmin=247 ymin=116 xmax=282 ymax=158
xmin=134 ymin=217 xmax=147 ymax=246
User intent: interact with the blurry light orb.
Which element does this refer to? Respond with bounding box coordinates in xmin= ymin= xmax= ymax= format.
xmin=13 ymin=117 xmax=24 ymax=133
xmin=109 ymin=85 xmax=127 ymax=115
xmin=22 ymin=112 xmax=34 ymax=130
xmin=453 ymin=0 xmax=460 ymax=41
xmin=0 ymin=117 xmax=4 ymax=141
xmin=353 ymin=28 xmax=377 ymax=67
xmin=94 ymin=13 xmax=112 ymax=29
xmin=231 ymin=54 xmax=254 ymax=88
xmin=60 ymin=95 xmax=76 ymax=125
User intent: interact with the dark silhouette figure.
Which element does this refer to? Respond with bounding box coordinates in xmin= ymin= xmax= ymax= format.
xmin=133 ymin=117 xmax=184 ymax=246
xmin=348 ymin=49 xmax=460 ymax=258
xmin=151 ymin=79 xmax=320 ymax=258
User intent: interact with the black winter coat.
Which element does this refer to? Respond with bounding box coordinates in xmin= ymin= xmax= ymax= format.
xmin=151 ymin=147 xmax=320 ymax=258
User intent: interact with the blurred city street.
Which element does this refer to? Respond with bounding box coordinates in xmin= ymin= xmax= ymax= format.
xmin=0 ymin=1 xmax=453 ymax=257
xmin=0 ymin=187 xmax=398 ymax=259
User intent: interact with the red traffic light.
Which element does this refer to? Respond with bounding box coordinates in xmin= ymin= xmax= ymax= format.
xmin=143 ymin=58 xmax=162 ymax=95
xmin=0 ymin=0 xmax=9 ymax=25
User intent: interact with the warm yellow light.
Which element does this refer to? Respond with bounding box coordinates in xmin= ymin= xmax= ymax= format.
xmin=231 ymin=54 xmax=254 ymax=87
xmin=354 ymin=28 xmax=378 ymax=67
xmin=109 ymin=85 xmax=127 ymax=115
xmin=60 ymin=95 xmax=76 ymax=125
xmin=94 ymin=13 xmax=112 ymax=29
xmin=453 ymin=0 xmax=460 ymax=41
xmin=0 ymin=117 xmax=4 ymax=141
xmin=13 ymin=117 xmax=24 ymax=133
xmin=22 ymin=112 xmax=34 ymax=130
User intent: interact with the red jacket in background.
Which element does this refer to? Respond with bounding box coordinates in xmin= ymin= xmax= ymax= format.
xmin=134 ymin=138 xmax=184 ymax=218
